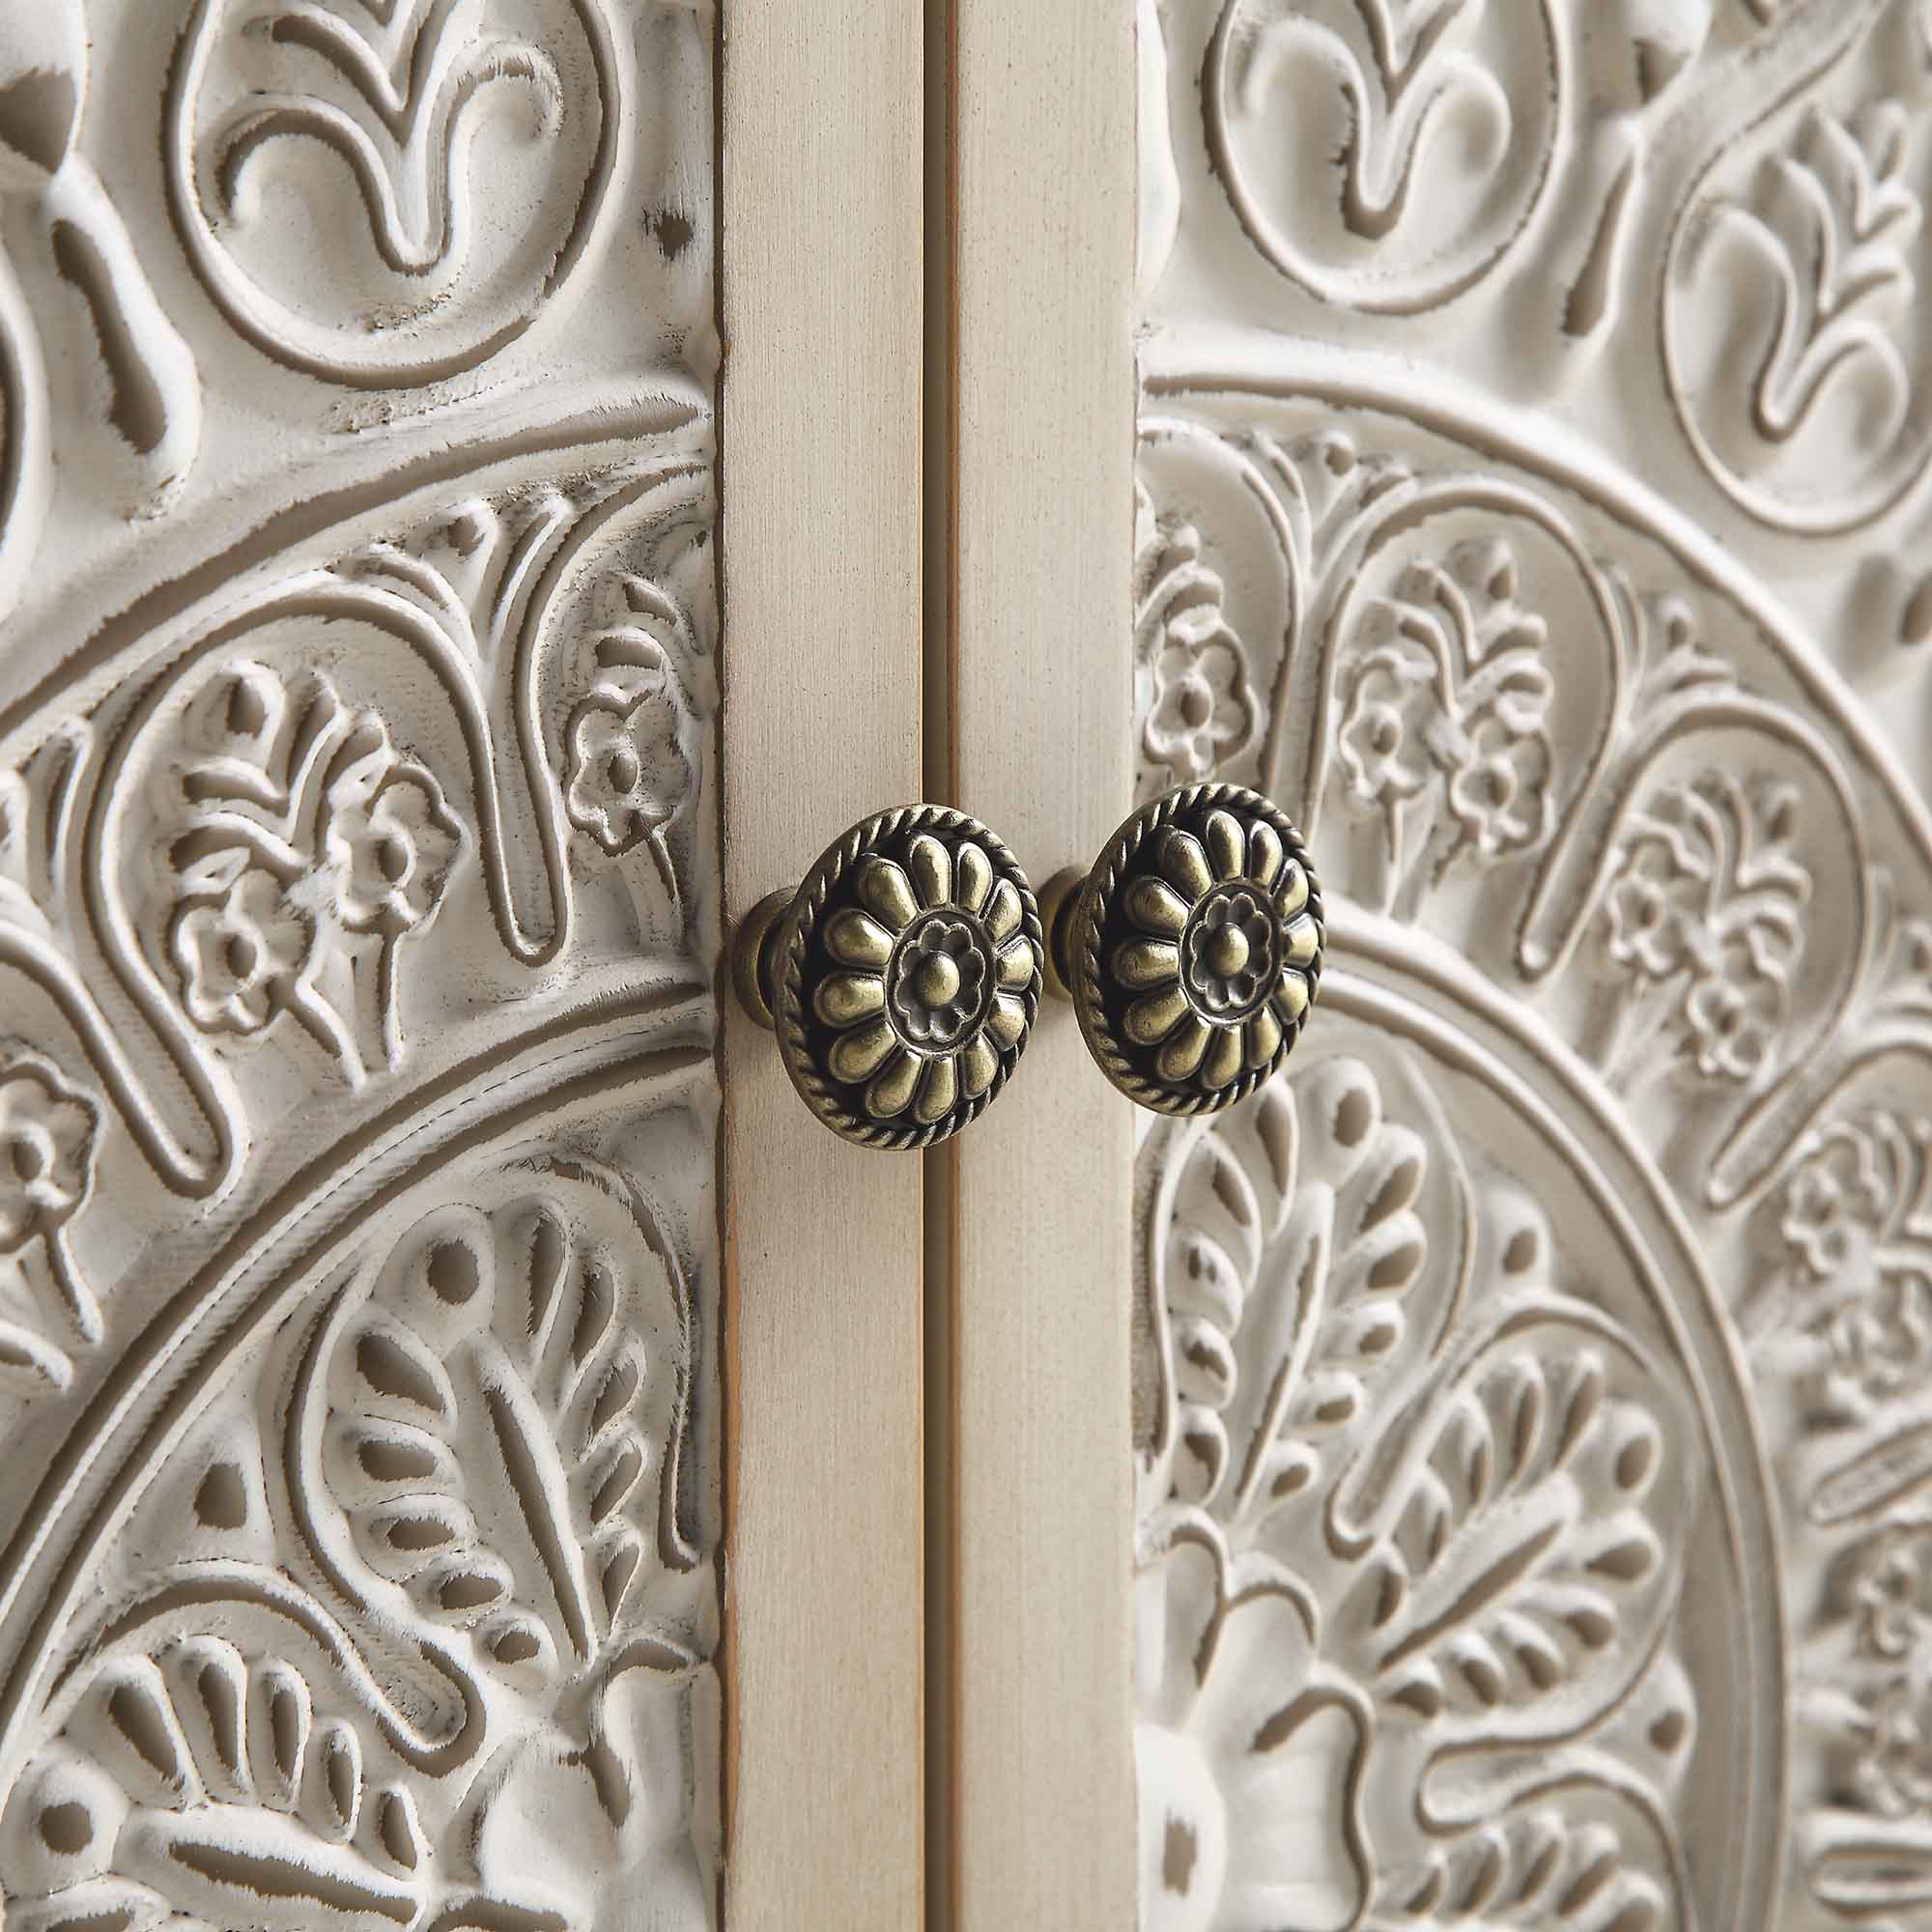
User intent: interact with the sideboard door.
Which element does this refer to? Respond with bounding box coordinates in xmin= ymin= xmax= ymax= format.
xmin=1119 ymin=4 xmax=1932 ymax=1929
xmin=0 ymin=4 xmax=923 ymax=1927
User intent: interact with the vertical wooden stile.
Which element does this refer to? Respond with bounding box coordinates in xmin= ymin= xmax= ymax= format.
xmin=720 ymin=5 xmax=926 ymax=1924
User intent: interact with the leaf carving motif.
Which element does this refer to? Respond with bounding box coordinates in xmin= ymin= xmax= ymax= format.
xmin=1 ymin=1153 xmax=718 ymax=1931
xmin=323 ymin=1185 xmax=698 ymax=1689
xmin=1137 ymin=1056 xmax=1698 ymax=1931
xmin=1667 ymin=88 xmax=1932 ymax=534
xmin=0 ymin=1047 xmax=100 ymax=1392
xmin=2 ymin=1644 xmax=441 ymax=1932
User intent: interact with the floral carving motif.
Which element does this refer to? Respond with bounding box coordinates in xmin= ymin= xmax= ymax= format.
xmin=325 ymin=1183 xmax=698 ymax=1682
xmin=1749 ymin=1110 xmax=1932 ymax=1426
xmin=160 ymin=661 xmax=463 ymax=1081
xmin=562 ymin=576 xmax=696 ymax=910
xmin=1792 ymin=1514 xmax=1932 ymax=1918
xmin=169 ymin=867 xmax=316 ymax=1037
xmin=1667 ymin=86 xmax=1932 ymax=533
xmin=1595 ymin=773 xmax=1809 ymax=1091
xmin=1333 ymin=536 xmax=1557 ymax=903
xmin=326 ymin=767 xmax=462 ymax=938
xmin=1847 ymin=1522 xmax=1932 ymax=1664
xmin=0 ymin=1054 xmax=98 ymax=1256
xmin=1136 ymin=496 xmax=1260 ymax=790
xmin=1137 ymin=1056 xmax=1697 ymax=1930
xmin=3 ymin=1646 xmax=440 ymax=1925
xmin=1136 ymin=1527 xmax=1366 ymax=1932
xmin=170 ymin=0 xmax=619 ymax=384
xmin=0 ymin=1050 xmax=100 ymax=1391
xmin=211 ymin=3 xmax=564 ymax=279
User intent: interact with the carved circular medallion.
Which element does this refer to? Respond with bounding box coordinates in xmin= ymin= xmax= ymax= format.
xmin=771 ymin=806 xmax=1043 ymax=1150
xmin=167 ymin=0 xmax=620 ymax=386
xmin=1065 ymin=782 xmax=1323 ymax=1116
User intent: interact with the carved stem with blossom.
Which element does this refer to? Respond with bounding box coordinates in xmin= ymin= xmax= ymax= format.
xmin=162 ymin=661 xmax=463 ymax=1083
xmin=1333 ymin=535 xmax=1556 ymax=913
xmin=1595 ymin=771 xmax=1808 ymax=1094
xmin=1136 ymin=492 xmax=1262 ymax=793
xmin=1746 ymin=1109 xmax=1932 ymax=1427
xmin=562 ymin=575 xmax=696 ymax=920
xmin=0 ymin=1049 xmax=100 ymax=1391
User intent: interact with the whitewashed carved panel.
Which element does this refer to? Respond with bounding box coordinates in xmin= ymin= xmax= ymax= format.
xmin=1136 ymin=3 xmax=1932 ymax=1926
xmin=0 ymin=3 xmax=721 ymax=1928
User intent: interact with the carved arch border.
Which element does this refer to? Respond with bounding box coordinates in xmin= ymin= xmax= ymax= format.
xmin=1141 ymin=336 xmax=1932 ymax=1219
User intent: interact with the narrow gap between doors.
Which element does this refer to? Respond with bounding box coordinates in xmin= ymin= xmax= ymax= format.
xmin=922 ymin=0 xmax=959 ymax=1925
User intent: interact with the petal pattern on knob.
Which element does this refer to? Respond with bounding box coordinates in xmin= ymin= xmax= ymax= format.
xmin=771 ymin=807 xmax=1044 ymax=1149
xmin=1065 ymin=783 xmax=1323 ymax=1116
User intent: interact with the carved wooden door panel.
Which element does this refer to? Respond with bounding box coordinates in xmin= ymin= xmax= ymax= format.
xmin=0 ymin=3 xmax=934 ymax=1926
xmin=1127 ymin=3 xmax=1932 ymax=1928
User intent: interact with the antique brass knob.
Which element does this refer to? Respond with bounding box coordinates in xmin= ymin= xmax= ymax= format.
xmin=732 ymin=806 xmax=1044 ymax=1149
xmin=1041 ymin=783 xmax=1323 ymax=1115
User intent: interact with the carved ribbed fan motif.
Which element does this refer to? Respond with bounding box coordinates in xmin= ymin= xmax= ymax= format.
xmin=1134 ymin=3 xmax=1932 ymax=1927
xmin=0 ymin=4 xmax=721 ymax=1928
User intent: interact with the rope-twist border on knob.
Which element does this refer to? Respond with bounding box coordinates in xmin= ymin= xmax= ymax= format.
xmin=773 ymin=805 xmax=1044 ymax=1151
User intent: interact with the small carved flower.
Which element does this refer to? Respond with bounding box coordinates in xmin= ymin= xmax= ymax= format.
xmin=1149 ymin=636 xmax=1254 ymax=782
xmin=1781 ymin=1124 xmax=1889 ymax=1277
xmin=566 ymin=685 xmax=691 ymax=858
xmin=1116 ymin=809 xmax=1320 ymax=1094
xmin=1600 ymin=777 xmax=1806 ymax=1089
xmin=1442 ymin=706 xmax=1552 ymax=860
xmin=813 ymin=833 xmax=1035 ymax=1127
xmin=1764 ymin=1115 xmax=1932 ymax=1418
xmin=1138 ymin=517 xmax=1259 ymax=782
xmin=1333 ymin=540 xmax=1558 ymax=893
xmin=1334 ymin=646 xmax=1433 ymax=809
xmin=327 ymin=764 xmax=461 ymax=935
xmin=169 ymin=868 xmax=315 ymax=1036
xmin=1604 ymin=841 xmax=1693 ymax=981
xmin=1683 ymin=929 xmax=1785 ymax=1083
xmin=0 ymin=1058 xmax=98 ymax=1253
xmin=1849 ymin=1527 xmax=1932 ymax=1662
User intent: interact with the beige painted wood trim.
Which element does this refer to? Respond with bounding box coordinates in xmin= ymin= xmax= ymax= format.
xmin=936 ymin=0 xmax=1139 ymax=1922
xmin=718 ymin=6 xmax=924 ymax=1925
